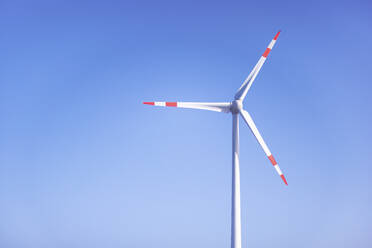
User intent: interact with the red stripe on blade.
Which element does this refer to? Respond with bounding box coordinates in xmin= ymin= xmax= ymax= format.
xmin=262 ymin=48 xmax=271 ymax=58
xmin=166 ymin=102 xmax=177 ymax=107
xmin=281 ymin=174 xmax=288 ymax=185
xmin=143 ymin=102 xmax=155 ymax=105
xmin=274 ymin=31 xmax=281 ymax=40
xmin=268 ymin=155 xmax=277 ymax=165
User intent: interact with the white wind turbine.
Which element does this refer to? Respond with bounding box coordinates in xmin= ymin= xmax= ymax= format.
xmin=144 ymin=31 xmax=287 ymax=248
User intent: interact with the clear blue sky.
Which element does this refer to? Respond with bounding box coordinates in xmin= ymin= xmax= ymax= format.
xmin=1 ymin=0 xmax=372 ymax=247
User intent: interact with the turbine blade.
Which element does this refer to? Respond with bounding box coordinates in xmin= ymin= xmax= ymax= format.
xmin=239 ymin=109 xmax=287 ymax=185
xmin=143 ymin=101 xmax=231 ymax=113
xmin=235 ymin=31 xmax=281 ymax=101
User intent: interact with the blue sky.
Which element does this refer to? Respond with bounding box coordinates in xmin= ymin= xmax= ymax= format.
xmin=1 ymin=0 xmax=372 ymax=247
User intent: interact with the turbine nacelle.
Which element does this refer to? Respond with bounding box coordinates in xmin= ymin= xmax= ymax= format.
xmin=230 ymin=100 xmax=243 ymax=114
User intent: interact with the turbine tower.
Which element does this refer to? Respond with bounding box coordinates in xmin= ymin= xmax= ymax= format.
xmin=143 ymin=31 xmax=287 ymax=248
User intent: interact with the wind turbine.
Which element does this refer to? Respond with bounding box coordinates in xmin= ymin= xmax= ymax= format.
xmin=143 ymin=31 xmax=287 ymax=248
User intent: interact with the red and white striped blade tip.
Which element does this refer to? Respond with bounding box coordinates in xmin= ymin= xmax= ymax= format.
xmin=268 ymin=155 xmax=288 ymax=186
xmin=143 ymin=102 xmax=178 ymax=107
xmin=262 ymin=30 xmax=282 ymax=58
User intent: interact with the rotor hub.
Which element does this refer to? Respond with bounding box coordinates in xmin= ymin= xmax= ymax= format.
xmin=231 ymin=100 xmax=243 ymax=113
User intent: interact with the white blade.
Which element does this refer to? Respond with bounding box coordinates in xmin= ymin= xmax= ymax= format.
xmin=143 ymin=101 xmax=231 ymax=113
xmin=239 ymin=109 xmax=288 ymax=185
xmin=235 ymin=31 xmax=281 ymax=101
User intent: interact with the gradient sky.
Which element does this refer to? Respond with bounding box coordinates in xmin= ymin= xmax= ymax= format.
xmin=1 ymin=0 xmax=372 ymax=247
